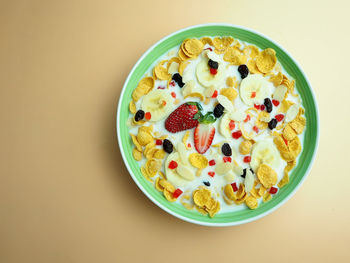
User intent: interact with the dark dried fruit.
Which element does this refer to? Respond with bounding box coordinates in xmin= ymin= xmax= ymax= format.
xmin=238 ymin=64 xmax=249 ymax=79
xmin=203 ymin=181 xmax=211 ymax=187
xmin=163 ymin=139 xmax=173 ymax=154
xmin=268 ymin=118 xmax=278 ymax=130
xmin=134 ymin=110 xmax=145 ymax=121
xmin=213 ymin=103 xmax=224 ymax=118
xmin=172 ymin=73 xmax=185 ymax=88
xmin=208 ymin=59 xmax=219 ymax=69
xmin=221 ymin=143 xmax=232 ymax=156
xmin=264 ymin=98 xmax=273 ymax=113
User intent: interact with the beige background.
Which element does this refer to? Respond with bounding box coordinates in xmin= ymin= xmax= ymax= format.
xmin=1 ymin=0 xmax=349 ymax=262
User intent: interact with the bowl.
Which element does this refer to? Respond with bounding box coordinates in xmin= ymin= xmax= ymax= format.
xmin=116 ymin=24 xmax=319 ymax=226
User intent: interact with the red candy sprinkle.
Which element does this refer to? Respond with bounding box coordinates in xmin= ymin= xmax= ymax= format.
xmin=272 ymin=99 xmax=280 ymax=106
xmin=209 ymin=160 xmax=216 ymax=166
xmin=260 ymin=105 xmax=265 ymax=111
xmin=208 ymin=171 xmax=215 ymax=177
xmin=251 ymin=91 xmax=256 ymax=98
xmin=243 ymin=156 xmax=251 ymax=163
xmin=171 ymin=92 xmax=176 ymax=98
xmin=275 ymin=114 xmax=284 ymax=122
xmin=187 ymin=143 xmax=192 ymax=148
xmin=211 ymin=90 xmax=218 ymax=98
xmin=269 ymin=187 xmax=278 ymax=194
xmin=223 ymin=156 xmax=232 ymax=163
xmin=253 ymin=125 xmax=259 ymax=133
xmin=254 ymin=104 xmax=260 ymax=110
xmin=162 ymin=100 xmax=167 ymax=106
xmin=229 ymin=120 xmax=235 ymax=130
xmin=168 ymin=160 xmax=178 ymax=169
xmin=283 ymin=138 xmax=288 ymax=146
xmin=169 ymin=81 xmax=176 ymax=87
xmin=232 ymin=130 xmax=242 ymax=139
xmin=157 ymin=86 xmax=165 ymax=89
xmin=155 ymin=139 xmax=162 ymax=145
xmin=210 ymin=68 xmax=217 ymax=75
xmin=173 ymin=188 xmax=183 ymax=198
xmin=205 ymin=47 xmax=213 ymax=51
xmin=231 ymin=182 xmax=238 ymax=192
xmin=145 ymin=112 xmax=151 ymax=120
xmin=244 ymin=115 xmax=251 ymax=122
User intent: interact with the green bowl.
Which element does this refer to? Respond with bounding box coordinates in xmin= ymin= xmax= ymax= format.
xmin=116 ymin=24 xmax=319 ymax=226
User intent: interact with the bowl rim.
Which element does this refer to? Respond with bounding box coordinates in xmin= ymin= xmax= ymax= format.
xmin=116 ymin=23 xmax=320 ymax=227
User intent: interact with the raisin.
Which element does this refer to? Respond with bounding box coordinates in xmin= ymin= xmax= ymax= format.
xmin=134 ymin=110 xmax=144 ymax=121
xmin=264 ymin=98 xmax=273 ymax=113
xmin=213 ymin=103 xmax=224 ymax=118
xmin=221 ymin=143 xmax=232 ymax=156
xmin=172 ymin=73 xmax=185 ymax=88
xmin=238 ymin=64 xmax=249 ymax=79
xmin=268 ymin=118 xmax=278 ymax=130
xmin=208 ymin=59 xmax=219 ymax=69
xmin=203 ymin=181 xmax=211 ymax=187
xmin=163 ymin=139 xmax=173 ymax=154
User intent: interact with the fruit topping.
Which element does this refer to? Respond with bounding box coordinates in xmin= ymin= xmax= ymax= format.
xmin=238 ymin=64 xmax=249 ymax=79
xmin=163 ymin=139 xmax=174 ymax=153
xmin=269 ymin=187 xmax=278 ymax=194
xmin=209 ymin=160 xmax=216 ymax=166
xmin=232 ymin=130 xmax=242 ymax=139
xmin=250 ymin=91 xmax=256 ymax=98
xmin=208 ymin=59 xmax=219 ymax=69
xmin=194 ymin=123 xmax=215 ymax=154
xmin=213 ymin=103 xmax=224 ymax=118
xmin=243 ymin=156 xmax=251 ymax=163
xmin=244 ymin=115 xmax=251 ymax=122
xmin=254 ymin=104 xmax=260 ymax=110
xmin=268 ymin=118 xmax=278 ymax=130
xmin=260 ymin=105 xmax=265 ymax=111
xmin=173 ymin=188 xmax=183 ymax=198
xmin=221 ymin=143 xmax=232 ymax=156
xmin=231 ymin=182 xmax=238 ymax=192
xmin=272 ymin=99 xmax=280 ymax=107
xmin=203 ymin=181 xmax=211 ymax=187
xmin=169 ymin=80 xmax=175 ymax=87
xmin=275 ymin=114 xmax=284 ymax=122
xmin=134 ymin=110 xmax=145 ymax=121
xmin=168 ymin=160 xmax=178 ymax=169
xmin=145 ymin=112 xmax=151 ymax=120
xmin=253 ymin=125 xmax=259 ymax=133
xmin=165 ymin=102 xmax=202 ymax=133
xmin=209 ymin=68 xmax=217 ymax=75
xmin=223 ymin=156 xmax=232 ymax=163
xmin=171 ymin=92 xmax=176 ymax=98
xmin=155 ymin=139 xmax=162 ymax=145
xmin=172 ymin=73 xmax=185 ymax=87
xmin=208 ymin=171 xmax=215 ymax=177
xmin=264 ymin=98 xmax=273 ymax=113
xmin=211 ymin=90 xmax=218 ymax=98
xmin=229 ymin=120 xmax=236 ymax=130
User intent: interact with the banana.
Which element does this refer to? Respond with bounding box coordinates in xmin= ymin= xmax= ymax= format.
xmin=196 ymin=59 xmax=225 ymax=88
xmin=239 ymin=74 xmax=272 ymax=106
xmin=219 ymin=113 xmax=232 ymax=138
xmin=250 ymin=140 xmax=281 ymax=172
xmin=165 ymin=152 xmax=195 ymax=187
xmin=141 ymin=89 xmax=174 ymax=121
xmin=244 ymin=169 xmax=254 ymax=193
xmin=182 ymin=80 xmax=204 ymax=97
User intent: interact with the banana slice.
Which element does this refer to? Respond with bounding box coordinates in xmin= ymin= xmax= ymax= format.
xmin=177 ymin=142 xmax=190 ymax=166
xmin=244 ymin=169 xmax=254 ymax=193
xmin=219 ymin=113 xmax=232 ymax=138
xmin=217 ymin=95 xmax=234 ymax=112
xmin=250 ymin=140 xmax=281 ymax=172
xmin=141 ymin=89 xmax=174 ymax=122
xmin=182 ymin=80 xmax=204 ymax=97
xmin=196 ymin=59 xmax=225 ymax=88
xmin=239 ymin=74 xmax=272 ymax=106
xmin=176 ymin=164 xmax=195 ymax=181
xmin=165 ymin=152 xmax=194 ymax=187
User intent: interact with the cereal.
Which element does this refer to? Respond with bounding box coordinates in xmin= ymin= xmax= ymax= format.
xmin=184 ymin=92 xmax=204 ymax=101
xmin=223 ymin=46 xmax=246 ymax=65
xmin=243 ymin=45 xmax=260 ymax=58
xmin=256 ymin=111 xmax=270 ymax=129
xmin=256 ymin=48 xmax=277 ymax=73
xmin=137 ymin=130 xmax=153 ymax=146
xmin=193 ymin=188 xmax=211 ymax=207
xmin=226 ymin=76 xmax=236 ymax=88
xmin=263 ymin=192 xmax=272 ymax=202
xmin=239 ymin=140 xmax=253 ymax=155
xmin=145 ymin=159 xmax=161 ymax=177
xmin=213 ymin=37 xmax=234 ymax=52
xmin=247 ymin=59 xmax=261 ymax=74
xmin=200 ymin=37 xmax=213 ymax=46
xmin=130 ymin=133 xmax=142 ymax=152
xmin=153 ymin=149 xmax=166 ymax=159
xmin=220 ymin=87 xmax=238 ymax=102
xmin=155 ymin=177 xmax=164 ymax=191
xmin=132 ymin=148 xmax=143 ymax=161
xmin=257 ymin=164 xmax=278 ymax=188
xmin=178 ymin=48 xmax=190 ymax=61
xmin=224 ymin=184 xmax=235 ymax=201
xmin=245 ymin=196 xmax=258 ymax=209
xmin=279 ymin=100 xmax=294 ymax=113
xmin=189 ymin=153 xmax=208 ymax=169
xmin=184 ymin=39 xmax=204 ymax=57
xmin=129 ymin=101 xmax=136 ymax=114
xmin=164 ymin=189 xmax=177 ymax=202
xmin=154 ymin=61 xmax=171 ymax=80
xmin=159 ymin=179 xmax=175 ymax=193
xmin=178 ymin=61 xmax=189 ymax=76
xmin=140 ymin=167 xmax=153 ymax=183
xmin=269 ymin=72 xmax=283 ymax=87
xmin=196 ymin=168 xmax=203 ymax=177
xmin=274 ymin=134 xmax=301 ymax=162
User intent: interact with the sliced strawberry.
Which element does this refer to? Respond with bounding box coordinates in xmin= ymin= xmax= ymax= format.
xmin=165 ymin=102 xmax=202 ymax=133
xmin=194 ymin=124 xmax=215 ymax=154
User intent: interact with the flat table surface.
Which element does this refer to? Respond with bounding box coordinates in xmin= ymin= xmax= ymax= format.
xmin=1 ymin=0 xmax=349 ymax=262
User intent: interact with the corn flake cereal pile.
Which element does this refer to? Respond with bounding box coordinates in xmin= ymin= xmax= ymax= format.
xmin=127 ymin=36 xmax=306 ymax=218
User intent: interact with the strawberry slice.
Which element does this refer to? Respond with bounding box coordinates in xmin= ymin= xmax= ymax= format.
xmin=165 ymin=102 xmax=202 ymax=133
xmin=194 ymin=124 xmax=215 ymax=154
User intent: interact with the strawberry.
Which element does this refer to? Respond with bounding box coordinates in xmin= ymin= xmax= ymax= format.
xmin=194 ymin=123 xmax=215 ymax=154
xmin=165 ymin=102 xmax=202 ymax=133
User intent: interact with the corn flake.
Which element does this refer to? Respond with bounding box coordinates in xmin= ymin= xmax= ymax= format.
xmin=245 ymin=196 xmax=258 ymax=209
xmin=257 ymin=164 xmax=278 ymax=188
xmin=256 ymin=48 xmax=277 ymax=73
xmin=269 ymin=72 xmax=283 ymax=87
xmin=184 ymin=39 xmax=204 ymax=57
xmin=164 ymin=189 xmax=176 ymax=202
xmin=189 ymin=153 xmax=208 ymax=169
xmin=220 ymin=87 xmax=238 ymax=102
xmin=200 ymin=37 xmax=213 ymax=46
xmin=130 ymin=133 xmax=142 ymax=152
xmin=247 ymin=59 xmax=261 ymax=74
xmin=132 ymin=148 xmax=142 ymax=161
xmin=263 ymin=192 xmax=271 ymax=202
xmin=243 ymin=45 xmax=260 ymax=58
xmin=145 ymin=159 xmax=161 ymax=177
xmin=223 ymin=46 xmax=246 ymax=65
xmin=239 ymin=140 xmax=253 ymax=155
